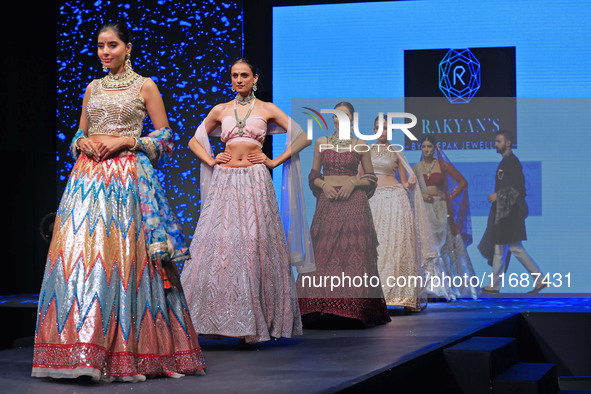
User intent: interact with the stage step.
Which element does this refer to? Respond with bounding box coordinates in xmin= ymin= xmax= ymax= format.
xmin=558 ymin=391 xmax=591 ymax=394
xmin=493 ymin=362 xmax=558 ymax=394
xmin=444 ymin=336 xmax=517 ymax=394
xmin=0 ymin=295 xmax=37 ymax=350
xmin=559 ymin=376 xmax=591 ymax=391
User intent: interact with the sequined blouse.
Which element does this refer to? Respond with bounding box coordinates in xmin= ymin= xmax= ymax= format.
xmin=370 ymin=147 xmax=398 ymax=176
xmin=86 ymin=76 xmax=147 ymax=138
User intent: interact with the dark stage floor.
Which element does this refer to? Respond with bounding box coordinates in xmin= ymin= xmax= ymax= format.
xmin=0 ymin=297 xmax=589 ymax=394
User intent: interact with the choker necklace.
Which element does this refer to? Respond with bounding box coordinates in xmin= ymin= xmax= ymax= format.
xmin=235 ymin=92 xmax=255 ymax=106
xmin=101 ymin=68 xmax=141 ymax=90
xmin=328 ymin=129 xmax=353 ymax=149
xmin=371 ymin=143 xmax=391 ymax=157
xmin=234 ymin=96 xmax=256 ymax=136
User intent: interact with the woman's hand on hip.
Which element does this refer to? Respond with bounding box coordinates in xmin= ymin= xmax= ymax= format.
xmin=213 ymin=151 xmax=232 ymax=165
xmin=247 ymin=152 xmax=276 ymax=169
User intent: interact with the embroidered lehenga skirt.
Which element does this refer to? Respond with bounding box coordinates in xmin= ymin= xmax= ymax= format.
xmin=425 ymin=196 xmax=478 ymax=299
xmin=296 ymin=188 xmax=391 ymax=327
xmin=181 ymin=164 xmax=302 ymax=344
xmin=369 ymin=185 xmax=426 ymax=309
xmin=32 ymin=152 xmax=205 ymax=380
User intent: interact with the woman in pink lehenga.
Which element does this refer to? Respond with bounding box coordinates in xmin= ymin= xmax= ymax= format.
xmin=180 ymin=58 xmax=313 ymax=344
xmin=296 ymin=102 xmax=390 ymax=328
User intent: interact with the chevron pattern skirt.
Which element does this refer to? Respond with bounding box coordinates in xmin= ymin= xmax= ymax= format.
xmin=32 ymin=153 xmax=205 ymax=380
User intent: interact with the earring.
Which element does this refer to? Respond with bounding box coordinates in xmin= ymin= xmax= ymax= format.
xmin=231 ymin=86 xmax=236 ymax=92
xmin=102 ymin=63 xmax=108 ymax=72
xmin=125 ymin=54 xmax=133 ymax=71
xmin=252 ymin=82 xmax=258 ymax=92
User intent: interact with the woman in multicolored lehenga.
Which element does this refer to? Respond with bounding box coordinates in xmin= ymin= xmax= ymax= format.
xmin=32 ymin=22 xmax=205 ymax=381
xmin=181 ymin=58 xmax=313 ymax=344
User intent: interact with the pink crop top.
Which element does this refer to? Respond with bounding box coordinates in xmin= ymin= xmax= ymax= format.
xmin=220 ymin=115 xmax=267 ymax=147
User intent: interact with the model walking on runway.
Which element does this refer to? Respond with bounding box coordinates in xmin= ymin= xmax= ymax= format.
xmin=33 ymin=21 xmax=205 ymax=381
xmin=181 ymin=58 xmax=313 ymax=344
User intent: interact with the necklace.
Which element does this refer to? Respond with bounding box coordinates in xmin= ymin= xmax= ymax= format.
xmin=101 ymin=68 xmax=141 ymax=90
xmin=423 ymin=159 xmax=437 ymax=179
xmin=370 ymin=143 xmax=391 ymax=157
xmin=328 ymin=129 xmax=353 ymax=150
xmin=235 ymin=92 xmax=255 ymax=106
xmin=234 ymin=96 xmax=256 ymax=136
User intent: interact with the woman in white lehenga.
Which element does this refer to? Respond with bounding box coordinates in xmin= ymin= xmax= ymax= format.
xmin=412 ymin=135 xmax=478 ymax=299
xmin=180 ymin=58 xmax=314 ymax=344
xmin=366 ymin=116 xmax=445 ymax=311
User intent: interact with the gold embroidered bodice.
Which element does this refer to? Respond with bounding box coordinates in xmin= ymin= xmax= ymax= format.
xmin=86 ymin=76 xmax=147 ymax=138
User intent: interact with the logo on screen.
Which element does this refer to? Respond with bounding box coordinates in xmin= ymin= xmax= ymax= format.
xmin=303 ymin=108 xmax=418 ymax=146
xmin=439 ymin=49 xmax=481 ymax=104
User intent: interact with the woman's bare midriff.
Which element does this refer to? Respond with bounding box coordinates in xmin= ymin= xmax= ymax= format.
xmin=220 ymin=142 xmax=262 ymax=167
xmin=376 ymin=174 xmax=400 ymax=188
xmin=426 ymin=185 xmax=442 ymax=196
xmin=323 ymin=174 xmax=355 ymax=187
xmin=88 ymin=134 xmax=124 ymax=143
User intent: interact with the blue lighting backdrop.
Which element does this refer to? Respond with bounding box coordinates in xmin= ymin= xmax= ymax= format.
xmin=273 ymin=0 xmax=591 ymax=294
xmin=56 ymin=0 xmax=242 ymax=239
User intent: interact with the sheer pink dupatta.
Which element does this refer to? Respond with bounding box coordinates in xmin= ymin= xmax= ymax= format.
xmin=194 ymin=118 xmax=315 ymax=274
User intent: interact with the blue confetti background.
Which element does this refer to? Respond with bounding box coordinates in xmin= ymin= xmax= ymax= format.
xmin=56 ymin=0 xmax=243 ymax=239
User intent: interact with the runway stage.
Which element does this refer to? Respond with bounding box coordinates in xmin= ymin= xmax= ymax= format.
xmin=0 ymin=296 xmax=589 ymax=393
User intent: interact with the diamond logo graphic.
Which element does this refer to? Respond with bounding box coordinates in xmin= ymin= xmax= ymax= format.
xmin=439 ymin=49 xmax=481 ymax=104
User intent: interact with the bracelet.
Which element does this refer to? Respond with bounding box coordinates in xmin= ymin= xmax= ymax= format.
xmin=320 ymin=181 xmax=327 ymax=189
xmin=349 ymin=179 xmax=357 ymax=187
xmin=360 ymin=173 xmax=377 ymax=184
xmin=129 ymin=137 xmax=140 ymax=151
xmin=74 ymin=136 xmax=85 ymax=150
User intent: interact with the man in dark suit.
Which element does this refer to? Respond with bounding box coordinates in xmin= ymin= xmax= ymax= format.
xmin=478 ymin=130 xmax=546 ymax=294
